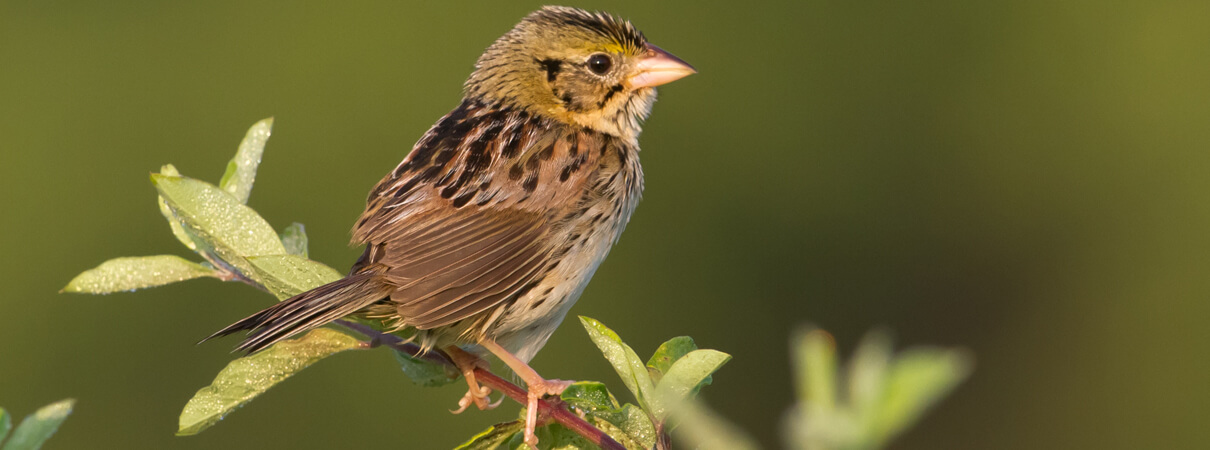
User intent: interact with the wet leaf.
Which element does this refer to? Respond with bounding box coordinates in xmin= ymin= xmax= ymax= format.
xmin=152 ymin=174 xmax=286 ymax=282
xmin=651 ymin=349 xmax=730 ymax=419
xmin=219 ymin=117 xmax=273 ymax=204
xmin=561 ymin=381 xmax=619 ymax=413
xmin=592 ymin=403 xmax=657 ymax=449
xmin=454 ymin=420 xmax=524 ymax=450
xmin=646 ymin=336 xmax=697 ymax=384
xmin=247 ymin=254 xmax=342 ymax=300
xmin=157 ymin=164 xmax=199 ymax=251
xmin=62 ymin=255 xmax=218 ymax=294
xmin=1 ymin=399 xmax=75 ymax=450
xmin=177 ymin=328 xmax=365 ymax=436
xmin=279 ymin=222 xmax=308 ymax=257
xmin=578 ymin=317 xmax=654 ymax=410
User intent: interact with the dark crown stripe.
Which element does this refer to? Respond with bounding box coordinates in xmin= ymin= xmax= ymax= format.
xmin=530 ymin=6 xmax=645 ymax=51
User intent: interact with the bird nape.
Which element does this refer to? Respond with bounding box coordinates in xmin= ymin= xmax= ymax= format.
xmin=201 ymin=6 xmax=694 ymax=447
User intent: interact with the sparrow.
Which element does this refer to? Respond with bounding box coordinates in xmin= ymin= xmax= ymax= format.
xmin=204 ymin=6 xmax=694 ymax=446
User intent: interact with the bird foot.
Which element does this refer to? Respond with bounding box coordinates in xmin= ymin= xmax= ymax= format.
xmin=453 ymin=384 xmax=501 ymax=414
xmin=445 ymin=346 xmax=499 ymax=414
xmin=476 ymin=339 xmax=578 ymax=448
xmin=521 ymin=378 xmax=575 ymax=446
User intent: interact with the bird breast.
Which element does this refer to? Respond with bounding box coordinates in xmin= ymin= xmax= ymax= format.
xmin=488 ymin=136 xmax=644 ymax=362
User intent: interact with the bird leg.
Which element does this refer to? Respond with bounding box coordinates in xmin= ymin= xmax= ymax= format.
xmin=444 ymin=345 xmax=499 ymax=413
xmin=480 ymin=339 xmax=574 ymax=447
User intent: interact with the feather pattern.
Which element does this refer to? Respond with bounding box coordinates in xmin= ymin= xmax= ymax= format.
xmin=201 ymin=265 xmax=395 ymax=353
xmin=352 ymin=99 xmax=642 ymax=355
xmin=204 ymin=6 xmax=680 ymax=369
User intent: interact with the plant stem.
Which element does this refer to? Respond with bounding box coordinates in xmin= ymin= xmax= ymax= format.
xmin=335 ymin=320 xmax=627 ymax=450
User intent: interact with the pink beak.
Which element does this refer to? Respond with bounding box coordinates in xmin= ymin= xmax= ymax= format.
xmin=628 ymin=44 xmax=696 ymax=89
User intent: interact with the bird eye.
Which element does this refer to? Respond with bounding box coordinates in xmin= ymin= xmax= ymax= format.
xmin=587 ymin=54 xmax=612 ymax=75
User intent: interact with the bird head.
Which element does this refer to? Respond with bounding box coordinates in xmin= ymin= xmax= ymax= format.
xmin=465 ymin=6 xmax=695 ymax=141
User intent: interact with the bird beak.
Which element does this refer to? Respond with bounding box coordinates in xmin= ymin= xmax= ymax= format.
xmin=628 ymin=44 xmax=696 ymax=89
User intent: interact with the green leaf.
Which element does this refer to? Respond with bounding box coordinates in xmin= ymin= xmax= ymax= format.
xmin=279 ymin=222 xmax=309 ymax=257
xmin=152 ymin=173 xmax=286 ymax=282
xmin=533 ymin=423 xmax=596 ymax=450
xmin=454 ymin=420 xmax=524 ymax=450
xmin=592 ymin=403 xmax=657 ymax=449
xmin=847 ymin=330 xmax=892 ymax=418
xmin=560 ymin=381 xmax=619 ymax=413
xmin=392 ymin=349 xmax=458 ymax=387
xmin=159 ymin=197 xmax=199 ymax=251
xmin=578 ymin=317 xmax=654 ymax=410
xmin=157 ymin=164 xmax=200 ymax=251
xmin=219 ymin=117 xmax=273 ymax=204
xmin=177 ymin=328 xmax=365 ymax=436
xmin=0 ymin=407 xmax=11 ymax=444
xmin=62 ymin=255 xmax=218 ymax=294
xmin=246 ymin=254 xmax=342 ymax=300
xmin=646 ymin=336 xmax=697 ymax=384
xmin=784 ymin=329 xmax=973 ymax=450
xmin=867 ymin=347 xmax=972 ymax=444
xmin=794 ymin=328 xmax=838 ymax=411
xmin=1 ymin=399 xmax=75 ymax=450
xmin=652 ymin=349 xmax=731 ymax=419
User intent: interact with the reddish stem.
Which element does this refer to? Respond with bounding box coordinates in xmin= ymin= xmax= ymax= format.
xmin=336 ymin=320 xmax=626 ymax=450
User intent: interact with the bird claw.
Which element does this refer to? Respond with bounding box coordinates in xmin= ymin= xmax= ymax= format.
xmin=445 ymin=345 xmax=496 ymax=414
xmin=522 ymin=378 xmax=575 ymax=446
xmin=476 ymin=340 xmax=581 ymax=448
xmin=451 ymin=384 xmax=494 ymax=414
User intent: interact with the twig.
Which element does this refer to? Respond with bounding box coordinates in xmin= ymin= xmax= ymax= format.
xmin=336 ymin=320 xmax=627 ymax=450
xmin=220 ymin=263 xmax=628 ymax=449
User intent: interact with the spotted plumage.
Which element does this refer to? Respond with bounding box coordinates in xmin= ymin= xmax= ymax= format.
xmin=349 ymin=98 xmax=643 ymax=362
xmin=202 ymin=6 xmax=693 ymax=447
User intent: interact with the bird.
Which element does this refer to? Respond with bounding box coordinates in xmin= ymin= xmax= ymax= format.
xmin=203 ymin=6 xmax=694 ymax=446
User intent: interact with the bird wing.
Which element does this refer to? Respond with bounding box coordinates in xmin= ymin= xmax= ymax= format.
xmin=369 ymin=208 xmax=550 ymax=330
xmin=349 ymin=101 xmax=608 ymax=330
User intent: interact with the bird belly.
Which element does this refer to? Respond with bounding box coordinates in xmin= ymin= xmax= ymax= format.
xmin=491 ymin=200 xmax=634 ymax=363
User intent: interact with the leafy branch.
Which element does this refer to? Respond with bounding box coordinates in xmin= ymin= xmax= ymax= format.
xmin=63 ymin=119 xmax=731 ymax=449
xmin=782 ymin=328 xmax=972 ymax=450
xmin=662 ymin=329 xmax=973 ymax=450
xmin=62 ymin=119 xmax=970 ymax=449
xmin=337 ymin=320 xmax=628 ymax=450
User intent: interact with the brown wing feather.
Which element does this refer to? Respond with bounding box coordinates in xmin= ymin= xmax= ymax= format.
xmin=349 ymin=100 xmax=611 ymax=333
xmin=390 ymin=215 xmax=549 ymax=328
xmin=382 ymin=210 xmax=545 ymax=326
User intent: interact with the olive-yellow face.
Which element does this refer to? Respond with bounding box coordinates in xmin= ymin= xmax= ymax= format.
xmin=538 ymin=47 xmax=635 ymax=115
xmin=464 ymin=6 xmax=694 ymax=139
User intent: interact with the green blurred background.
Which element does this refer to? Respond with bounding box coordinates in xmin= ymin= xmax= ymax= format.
xmin=2 ymin=1 xmax=1208 ymax=448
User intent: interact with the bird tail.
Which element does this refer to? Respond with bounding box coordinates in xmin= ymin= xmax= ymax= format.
xmin=201 ymin=265 xmax=394 ymax=353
